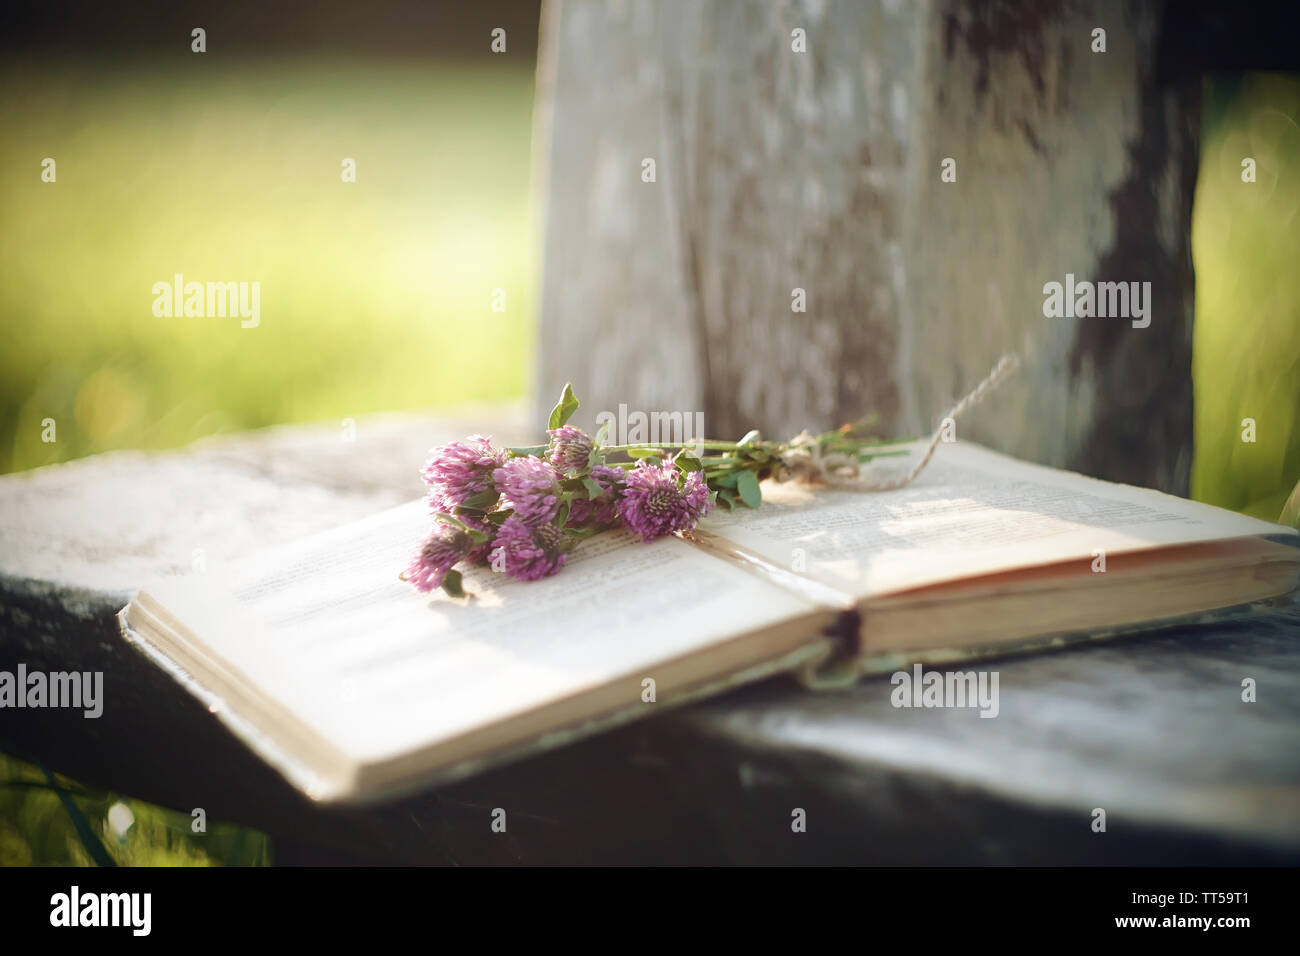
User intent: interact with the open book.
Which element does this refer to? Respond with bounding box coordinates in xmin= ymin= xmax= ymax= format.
xmin=119 ymin=441 xmax=1299 ymax=803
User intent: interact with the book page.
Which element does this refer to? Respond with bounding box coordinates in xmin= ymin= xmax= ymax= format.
xmin=136 ymin=501 xmax=819 ymax=766
xmin=700 ymin=441 xmax=1295 ymax=600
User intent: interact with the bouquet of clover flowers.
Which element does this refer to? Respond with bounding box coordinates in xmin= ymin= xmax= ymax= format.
xmin=405 ymin=356 xmax=1019 ymax=598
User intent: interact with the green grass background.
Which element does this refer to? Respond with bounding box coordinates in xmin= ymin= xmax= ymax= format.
xmin=0 ymin=55 xmax=535 ymax=474
xmin=1 ymin=64 xmax=1297 ymax=865
xmin=1192 ymin=73 xmax=1300 ymax=520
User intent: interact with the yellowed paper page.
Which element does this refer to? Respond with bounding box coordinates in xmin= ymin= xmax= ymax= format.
xmin=699 ymin=441 xmax=1295 ymax=599
xmin=135 ymin=500 xmax=819 ymax=766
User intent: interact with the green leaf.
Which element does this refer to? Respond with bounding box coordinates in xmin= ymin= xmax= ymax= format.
xmin=675 ymin=454 xmax=702 ymax=473
xmin=556 ymin=500 xmax=571 ymax=528
xmin=582 ymin=476 xmax=605 ymax=499
xmin=716 ymin=489 xmax=736 ymax=510
xmin=736 ymin=470 xmax=762 ymax=508
xmin=458 ymin=490 xmax=501 ymax=511
xmin=439 ymin=515 xmax=488 ymax=544
xmin=507 ymin=444 xmax=548 ymax=457
xmin=736 ymin=429 xmax=761 ymax=446
xmin=626 ymin=447 xmax=661 ymax=459
xmin=714 ymin=472 xmax=740 ymax=489
xmin=484 ymin=508 xmax=513 ymax=525
xmin=593 ymin=420 xmax=612 ymax=446
xmin=548 ymin=383 xmax=580 ymax=430
xmin=440 ymin=569 xmax=466 ymax=599
xmin=437 ymin=514 xmax=472 ymax=532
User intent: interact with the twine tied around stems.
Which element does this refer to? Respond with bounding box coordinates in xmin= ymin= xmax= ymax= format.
xmin=774 ymin=353 xmax=1021 ymax=491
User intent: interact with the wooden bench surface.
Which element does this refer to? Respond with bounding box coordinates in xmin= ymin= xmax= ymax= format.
xmin=1 ymin=412 xmax=1297 ymax=864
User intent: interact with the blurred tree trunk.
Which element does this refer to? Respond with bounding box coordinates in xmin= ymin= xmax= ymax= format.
xmin=534 ymin=0 xmax=1198 ymax=493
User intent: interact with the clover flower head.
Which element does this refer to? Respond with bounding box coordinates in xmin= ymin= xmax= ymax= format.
xmin=617 ymin=461 xmax=712 ymax=541
xmin=489 ymin=516 xmax=568 ymax=581
xmin=546 ymin=425 xmax=596 ymax=474
xmin=406 ymin=519 xmax=487 ymax=593
xmin=420 ymin=435 xmax=505 ymax=513
xmin=492 ymin=455 xmax=561 ymax=527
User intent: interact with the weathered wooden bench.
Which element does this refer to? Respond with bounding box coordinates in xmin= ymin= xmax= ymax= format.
xmin=2 ymin=413 xmax=1297 ymax=864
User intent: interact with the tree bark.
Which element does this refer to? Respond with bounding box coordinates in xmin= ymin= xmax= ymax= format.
xmin=534 ymin=0 xmax=1198 ymax=493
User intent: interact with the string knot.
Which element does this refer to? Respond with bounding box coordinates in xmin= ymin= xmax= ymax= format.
xmin=774 ymin=353 xmax=1020 ymax=492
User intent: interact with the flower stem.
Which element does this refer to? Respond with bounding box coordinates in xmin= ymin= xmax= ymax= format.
xmin=600 ymin=436 xmax=917 ymax=454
